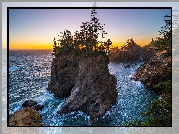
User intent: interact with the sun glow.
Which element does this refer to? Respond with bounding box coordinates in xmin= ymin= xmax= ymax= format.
xmin=10 ymin=43 xmax=53 ymax=50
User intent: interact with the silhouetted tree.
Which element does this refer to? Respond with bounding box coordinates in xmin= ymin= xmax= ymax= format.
xmin=53 ymin=8 xmax=112 ymax=57
xmin=73 ymin=8 xmax=109 ymax=53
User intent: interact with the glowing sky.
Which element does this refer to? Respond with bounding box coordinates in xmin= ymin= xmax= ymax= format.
xmin=9 ymin=8 xmax=171 ymax=50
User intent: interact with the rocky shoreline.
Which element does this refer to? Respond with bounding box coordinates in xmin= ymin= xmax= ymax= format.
xmin=132 ymin=50 xmax=171 ymax=92
xmin=109 ymin=48 xmax=156 ymax=62
xmin=109 ymin=39 xmax=156 ymax=62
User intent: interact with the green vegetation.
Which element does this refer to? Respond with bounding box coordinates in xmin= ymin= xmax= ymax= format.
xmin=123 ymin=15 xmax=172 ymax=126
xmin=123 ymin=80 xmax=171 ymax=126
xmin=52 ymin=9 xmax=112 ymax=58
xmin=155 ymin=15 xmax=171 ymax=57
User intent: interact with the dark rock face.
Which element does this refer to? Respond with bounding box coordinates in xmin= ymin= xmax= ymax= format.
xmin=57 ymin=56 xmax=118 ymax=122
xmin=22 ymin=100 xmax=38 ymax=107
xmin=22 ymin=100 xmax=44 ymax=111
xmin=9 ymin=107 xmax=42 ymax=126
xmin=133 ymin=51 xmax=171 ymax=90
xmin=33 ymin=105 xmax=44 ymax=111
xmin=47 ymin=55 xmax=79 ymax=97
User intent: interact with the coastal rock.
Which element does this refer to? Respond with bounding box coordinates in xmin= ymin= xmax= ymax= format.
xmin=57 ymin=55 xmax=118 ymax=122
xmin=33 ymin=105 xmax=44 ymax=111
xmin=22 ymin=100 xmax=44 ymax=111
xmin=47 ymin=54 xmax=79 ymax=97
xmin=22 ymin=100 xmax=38 ymax=107
xmin=124 ymin=64 xmax=130 ymax=68
xmin=133 ymin=50 xmax=171 ymax=91
xmin=109 ymin=39 xmax=156 ymax=62
xmin=9 ymin=107 xmax=42 ymax=126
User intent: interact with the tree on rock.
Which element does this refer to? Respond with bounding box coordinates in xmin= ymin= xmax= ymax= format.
xmin=52 ymin=8 xmax=112 ymax=57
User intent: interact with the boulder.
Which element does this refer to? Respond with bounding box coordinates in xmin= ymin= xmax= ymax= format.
xmin=33 ymin=105 xmax=44 ymax=111
xmin=9 ymin=107 xmax=42 ymax=126
xmin=22 ymin=100 xmax=38 ymax=107
xmin=22 ymin=100 xmax=44 ymax=111
xmin=57 ymin=55 xmax=118 ymax=123
xmin=124 ymin=64 xmax=130 ymax=68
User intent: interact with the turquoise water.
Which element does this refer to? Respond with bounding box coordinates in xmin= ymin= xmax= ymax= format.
xmin=8 ymin=50 xmax=158 ymax=126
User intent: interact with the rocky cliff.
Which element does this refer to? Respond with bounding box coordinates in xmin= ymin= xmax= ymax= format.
xmin=47 ymin=54 xmax=118 ymax=123
xmin=47 ymin=54 xmax=79 ymax=97
xmin=57 ymin=55 xmax=117 ymax=122
xmin=132 ymin=50 xmax=171 ymax=91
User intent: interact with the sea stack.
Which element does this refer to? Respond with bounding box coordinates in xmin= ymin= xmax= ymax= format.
xmin=47 ymin=54 xmax=118 ymax=122
xmin=57 ymin=55 xmax=117 ymax=122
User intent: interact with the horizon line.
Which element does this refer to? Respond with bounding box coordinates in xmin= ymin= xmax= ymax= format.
xmin=8 ymin=49 xmax=53 ymax=51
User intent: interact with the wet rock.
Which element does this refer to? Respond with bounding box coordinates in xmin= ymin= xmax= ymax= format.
xmin=130 ymin=74 xmax=137 ymax=80
xmin=22 ymin=100 xmax=38 ymax=107
xmin=22 ymin=100 xmax=44 ymax=111
xmin=57 ymin=55 xmax=118 ymax=123
xmin=9 ymin=107 xmax=42 ymax=126
xmin=124 ymin=64 xmax=130 ymax=68
xmin=33 ymin=105 xmax=44 ymax=111
xmin=47 ymin=54 xmax=79 ymax=97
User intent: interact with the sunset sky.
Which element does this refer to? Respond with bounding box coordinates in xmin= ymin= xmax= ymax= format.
xmin=9 ymin=8 xmax=171 ymax=50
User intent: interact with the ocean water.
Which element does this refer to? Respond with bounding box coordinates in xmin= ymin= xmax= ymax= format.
xmin=8 ymin=50 xmax=158 ymax=126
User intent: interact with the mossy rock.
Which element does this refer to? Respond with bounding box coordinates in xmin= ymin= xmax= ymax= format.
xmin=9 ymin=107 xmax=43 ymax=126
